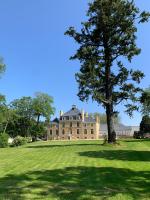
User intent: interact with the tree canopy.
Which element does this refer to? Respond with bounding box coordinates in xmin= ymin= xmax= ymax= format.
xmin=65 ymin=0 xmax=150 ymax=143
xmin=32 ymin=92 xmax=55 ymax=124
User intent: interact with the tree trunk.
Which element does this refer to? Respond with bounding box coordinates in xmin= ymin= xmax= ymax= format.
xmin=33 ymin=114 xmax=40 ymax=142
xmin=37 ymin=114 xmax=40 ymax=126
xmin=3 ymin=121 xmax=8 ymax=134
xmin=106 ymin=104 xmax=116 ymax=143
xmin=103 ymin=29 xmax=116 ymax=143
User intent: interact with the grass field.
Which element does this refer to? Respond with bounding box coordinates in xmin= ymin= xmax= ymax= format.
xmin=0 ymin=139 xmax=150 ymax=200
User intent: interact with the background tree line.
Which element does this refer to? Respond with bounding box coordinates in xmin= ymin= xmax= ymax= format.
xmin=0 ymin=92 xmax=55 ymax=141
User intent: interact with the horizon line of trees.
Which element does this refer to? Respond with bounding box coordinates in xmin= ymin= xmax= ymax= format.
xmin=0 ymin=92 xmax=55 ymax=141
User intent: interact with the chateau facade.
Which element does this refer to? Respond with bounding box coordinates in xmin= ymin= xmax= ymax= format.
xmin=47 ymin=105 xmax=100 ymax=140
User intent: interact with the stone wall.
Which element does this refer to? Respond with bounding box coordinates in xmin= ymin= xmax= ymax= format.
xmin=47 ymin=120 xmax=100 ymax=140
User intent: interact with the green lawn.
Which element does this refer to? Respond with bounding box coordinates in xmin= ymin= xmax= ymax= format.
xmin=0 ymin=139 xmax=150 ymax=200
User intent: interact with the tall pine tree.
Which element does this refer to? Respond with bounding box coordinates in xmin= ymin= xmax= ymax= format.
xmin=65 ymin=0 xmax=150 ymax=143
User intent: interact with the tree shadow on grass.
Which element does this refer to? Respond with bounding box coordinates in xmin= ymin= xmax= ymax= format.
xmin=27 ymin=143 xmax=102 ymax=149
xmin=79 ymin=150 xmax=150 ymax=161
xmin=0 ymin=167 xmax=149 ymax=200
xmin=125 ymin=139 xmax=150 ymax=143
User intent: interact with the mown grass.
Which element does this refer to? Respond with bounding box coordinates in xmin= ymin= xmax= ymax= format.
xmin=0 ymin=139 xmax=150 ymax=200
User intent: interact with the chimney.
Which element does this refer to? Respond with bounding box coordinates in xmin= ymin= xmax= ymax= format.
xmin=85 ymin=112 xmax=88 ymax=118
xmin=72 ymin=105 xmax=76 ymax=110
xmin=96 ymin=114 xmax=100 ymax=123
xmin=60 ymin=110 xmax=64 ymax=117
xmin=81 ymin=109 xmax=84 ymax=122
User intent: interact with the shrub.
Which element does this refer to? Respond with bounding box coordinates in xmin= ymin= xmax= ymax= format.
xmin=26 ymin=136 xmax=32 ymax=143
xmin=0 ymin=133 xmax=9 ymax=148
xmin=133 ymin=131 xmax=143 ymax=139
xmin=11 ymin=136 xmax=27 ymax=147
xmin=140 ymin=115 xmax=150 ymax=133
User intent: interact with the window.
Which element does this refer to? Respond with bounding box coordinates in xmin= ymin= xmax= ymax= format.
xmin=77 ymin=129 xmax=80 ymax=134
xmin=77 ymin=137 xmax=79 ymax=139
xmin=85 ymin=137 xmax=87 ymax=139
xmin=56 ymin=130 xmax=59 ymax=135
xmin=62 ymin=123 xmax=65 ymax=128
xmin=50 ymin=130 xmax=52 ymax=135
xmin=91 ymin=123 xmax=93 ymax=127
xmin=70 ymin=122 xmax=72 ymax=127
xmin=77 ymin=122 xmax=80 ymax=127
xmin=91 ymin=137 xmax=94 ymax=139
xmin=91 ymin=129 xmax=94 ymax=134
xmin=84 ymin=129 xmax=87 ymax=134
xmin=62 ymin=129 xmax=65 ymax=135
xmin=73 ymin=116 xmax=76 ymax=120
xmin=84 ymin=124 xmax=87 ymax=127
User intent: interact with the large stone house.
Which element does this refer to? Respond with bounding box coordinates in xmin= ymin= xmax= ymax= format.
xmin=47 ymin=105 xmax=100 ymax=140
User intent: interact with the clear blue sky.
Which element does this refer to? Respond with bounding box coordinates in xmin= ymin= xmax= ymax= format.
xmin=0 ymin=0 xmax=149 ymax=125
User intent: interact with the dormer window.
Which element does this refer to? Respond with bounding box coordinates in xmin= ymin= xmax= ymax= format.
xmin=72 ymin=105 xmax=77 ymax=110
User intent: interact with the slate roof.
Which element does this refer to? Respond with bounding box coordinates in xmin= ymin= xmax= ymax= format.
xmin=62 ymin=107 xmax=81 ymax=117
xmin=100 ymin=123 xmax=131 ymax=131
xmin=51 ymin=105 xmax=97 ymax=123
xmin=52 ymin=118 xmax=59 ymax=123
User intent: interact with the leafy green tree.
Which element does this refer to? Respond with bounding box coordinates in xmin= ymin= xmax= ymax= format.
xmin=6 ymin=94 xmax=55 ymax=140
xmin=0 ymin=57 xmax=6 ymax=129
xmin=0 ymin=95 xmax=6 ymax=123
xmin=0 ymin=57 xmax=5 ymax=77
xmin=0 ymin=57 xmax=7 ymax=133
xmin=2 ymin=108 xmax=16 ymax=134
xmin=11 ymin=97 xmax=33 ymax=119
xmin=30 ymin=122 xmax=47 ymax=141
xmin=10 ymin=97 xmax=34 ymax=136
xmin=0 ymin=133 xmax=9 ymax=148
xmin=65 ymin=0 xmax=150 ymax=143
xmin=140 ymin=115 xmax=150 ymax=134
xmin=0 ymin=95 xmax=6 ymax=132
xmin=0 ymin=96 xmax=16 ymax=134
xmin=32 ymin=92 xmax=55 ymax=126
xmin=140 ymin=86 xmax=150 ymax=116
